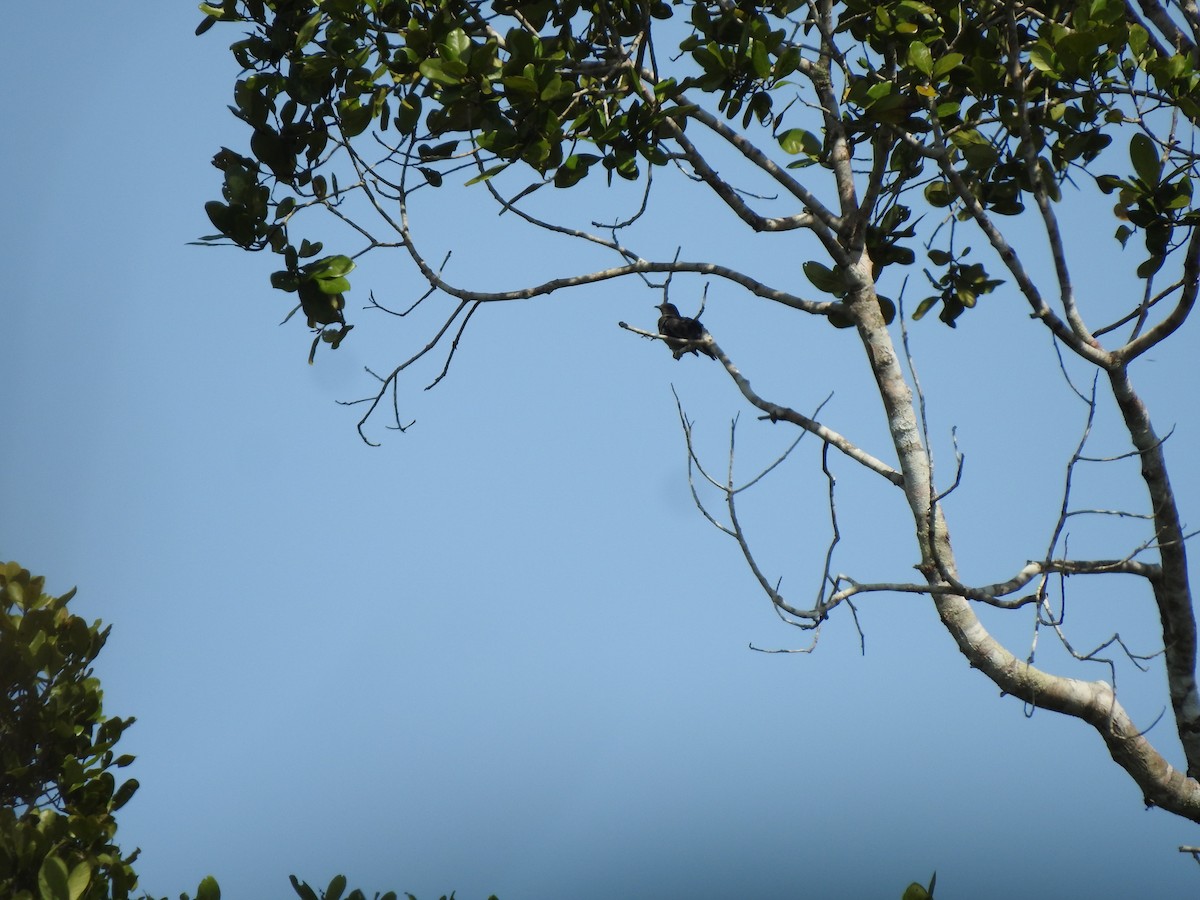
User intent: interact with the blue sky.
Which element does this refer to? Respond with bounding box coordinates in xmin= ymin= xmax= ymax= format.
xmin=3 ymin=5 xmax=1199 ymax=898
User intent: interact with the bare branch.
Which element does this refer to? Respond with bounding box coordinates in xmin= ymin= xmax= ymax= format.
xmin=339 ymin=301 xmax=471 ymax=443
xmin=425 ymin=301 xmax=482 ymax=390
xmin=1113 ymin=228 xmax=1200 ymax=363
xmin=661 ymin=118 xmax=821 ymax=235
xmin=621 ymin=318 xmax=902 ymax=483
xmin=714 ymin=337 xmax=904 ymax=485
xmin=679 ymin=103 xmax=845 ymax=238
xmin=1042 ymin=373 xmax=1101 ymax=569
xmin=724 ymin=420 xmax=825 ymax=625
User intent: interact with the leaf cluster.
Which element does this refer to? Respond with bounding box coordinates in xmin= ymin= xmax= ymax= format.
xmin=0 ymin=563 xmax=140 ymax=900
xmin=1100 ymin=132 xmax=1199 ymax=277
xmin=193 ymin=0 xmax=1200 ymax=350
xmin=290 ymin=873 xmax=498 ymax=900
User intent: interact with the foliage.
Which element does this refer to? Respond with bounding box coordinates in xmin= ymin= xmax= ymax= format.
xmin=902 ymin=871 xmax=936 ymax=900
xmin=0 ymin=561 xmax=141 ymax=900
xmin=193 ymin=0 xmax=1200 ymax=826
xmin=193 ymin=0 xmax=1199 ymax=336
xmin=290 ymin=874 xmax=499 ymax=900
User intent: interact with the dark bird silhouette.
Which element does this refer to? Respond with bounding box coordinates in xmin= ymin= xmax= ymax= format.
xmin=656 ymin=303 xmax=716 ymax=359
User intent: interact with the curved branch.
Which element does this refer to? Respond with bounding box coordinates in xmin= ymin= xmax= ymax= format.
xmin=936 ymin=557 xmax=1162 ymax=609
xmin=664 ymin=120 xmax=819 ymax=234
xmin=620 ymin=320 xmax=904 ymax=484
xmin=841 ymin=235 xmax=1200 ymax=820
xmin=935 ymin=586 xmax=1200 ymax=817
xmin=718 ymin=351 xmax=902 ymax=484
xmin=682 ymin=104 xmax=845 ymax=238
xmin=414 ymin=254 xmax=826 ymax=308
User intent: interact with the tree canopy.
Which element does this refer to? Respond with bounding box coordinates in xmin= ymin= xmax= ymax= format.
xmin=194 ymin=0 xmax=1200 ymax=823
xmin=1 ymin=562 xmax=141 ymax=900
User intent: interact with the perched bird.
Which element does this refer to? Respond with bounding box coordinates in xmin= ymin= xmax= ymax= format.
xmin=656 ymin=303 xmax=716 ymax=359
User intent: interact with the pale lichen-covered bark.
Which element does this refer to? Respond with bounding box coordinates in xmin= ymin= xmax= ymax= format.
xmin=841 ymin=247 xmax=1200 ymax=821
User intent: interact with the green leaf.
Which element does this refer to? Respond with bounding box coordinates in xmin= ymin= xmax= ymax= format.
xmin=1137 ymin=254 xmax=1165 ymax=277
xmin=912 ymin=296 xmax=937 ymax=320
xmin=777 ymin=128 xmax=821 ymax=157
xmin=38 ymin=855 xmax=70 ymax=900
xmin=394 ymin=95 xmax=422 ymax=134
xmin=931 ymin=53 xmax=963 ymax=79
xmin=314 ymin=255 xmax=355 ymax=278
xmin=1165 ymin=177 xmax=1192 ymax=209
xmin=867 ymin=81 xmax=895 ymax=101
xmin=66 ymin=861 xmax=92 ymax=900
xmin=1129 ymin=133 xmax=1161 ymax=187
xmin=1056 ymin=31 xmax=1100 ymax=76
xmin=338 ymin=98 xmax=372 ymax=138
xmin=111 ymin=777 xmax=139 ymax=810
xmin=950 ymin=129 xmax=998 ymax=169
xmin=1028 ymin=44 xmax=1060 ymax=76
xmin=195 ymin=875 xmax=221 ymax=900
xmin=299 ymin=280 xmax=345 ymax=325
xmin=553 ymin=154 xmax=599 ymax=188
xmin=540 ymin=75 xmax=570 ymax=102
xmin=826 ymin=304 xmax=855 ymax=328
xmin=907 ymin=41 xmax=933 ymax=76
xmin=803 ymin=260 xmax=846 ymax=295
xmin=1128 ymin=23 xmax=1150 ymax=58
xmin=419 ymin=58 xmax=467 ymax=86
xmin=325 ymin=875 xmax=348 ymax=900
xmin=501 ymin=75 xmax=539 ymax=95
xmin=290 ymin=876 xmax=320 ymax=900
xmin=923 ymin=181 xmax=955 ymax=207
xmin=417 ymin=141 xmax=459 ymax=161
xmin=295 ymin=11 xmax=323 ymax=49
xmin=465 ymin=162 xmax=513 ymax=186
xmin=204 ymin=201 xmax=232 ymax=236
xmin=316 ymin=276 xmax=351 ymax=295
xmin=441 ymin=28 xmax=470 ymax=61
xmin=299 ymin=239 xmax=323 ymax=258
xmin=751 ymin=40 xmax=771 ymax=79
